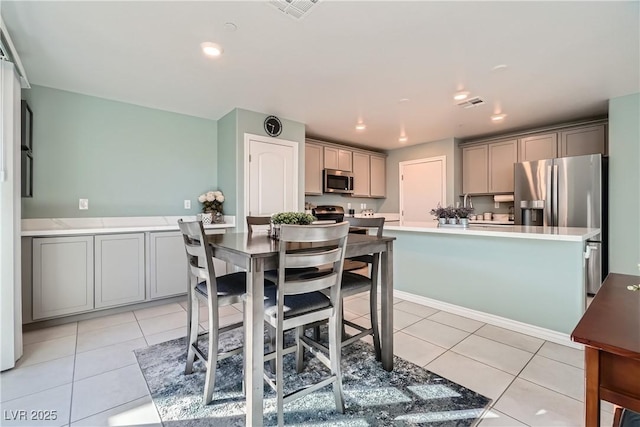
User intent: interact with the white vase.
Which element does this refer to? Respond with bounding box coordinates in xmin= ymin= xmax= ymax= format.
xmin=201 ymin=213 xmax=213 ymax=225
xmin=447 ymin=217 xmax=458 ymax=225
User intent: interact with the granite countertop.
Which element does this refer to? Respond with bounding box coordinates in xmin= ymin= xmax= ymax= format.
xmin=385 ymin=222 xmax=600 ymax=242
xmin=21 ymin=216 xmax=236 ymax=236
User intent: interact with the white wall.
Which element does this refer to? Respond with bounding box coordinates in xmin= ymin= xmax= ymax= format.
xmin=1 ymin=61 xmax=23 ymax=371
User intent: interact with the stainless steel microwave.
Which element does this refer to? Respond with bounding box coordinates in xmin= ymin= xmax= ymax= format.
xmin=323 ymin=169 xmax=354 ymax=194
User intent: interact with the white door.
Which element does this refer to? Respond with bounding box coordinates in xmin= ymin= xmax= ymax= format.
xmin=399 ymin=156 xmax=446 ymax=226
xmin=246 ymin=135 xmax=298 ymax=220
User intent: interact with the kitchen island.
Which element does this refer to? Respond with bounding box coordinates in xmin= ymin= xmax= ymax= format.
xmin=385 ymin=223 xmax=599 ymax=341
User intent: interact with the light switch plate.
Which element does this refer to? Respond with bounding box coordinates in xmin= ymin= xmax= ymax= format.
xmin=184 ymin=200 xmax=191 ymax=209
xmin=79 ymin=199 xmax=88 ymax=210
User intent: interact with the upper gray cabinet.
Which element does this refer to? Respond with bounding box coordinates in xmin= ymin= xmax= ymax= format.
xmin=462 ymin=119 xmax=607 ymax=195
xmin=324 ymin=146 xmax=352 ymax=171
xmin=352 ymin=152 xmax=371 ymax=197
xmin=304 ymin=142 xmax=323 ymax=195
xmin=305 ymin=138 xmax=386 ymax=198
xmin=519 ymin=133 xmax=558 ymax=162
xmin=462 ymin=144 xmax=488 ymax=194
xmin=519 ymin=123 xmax=606 ymax=162
xmin=488 ymin=139 xmax=518 ymax=193
xmin=369 ymin=154 xmax=386 ymax=198
xmin=560 ymin=124 xmax=606 ymax=157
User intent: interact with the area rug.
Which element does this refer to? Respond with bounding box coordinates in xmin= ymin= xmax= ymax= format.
xmin=135 ymin=329 xmax=491 ymax=426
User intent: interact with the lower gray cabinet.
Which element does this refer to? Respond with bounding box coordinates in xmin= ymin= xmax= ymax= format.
xmin=32 ymin=236 xmax=94 ymax=320
xmin=149 ymin=230 xmax=228 ymax=299
xmin=95 ymin=233 xmax=145 ymax=308
xmin=149 ymin=231 xmax=188 ymax=299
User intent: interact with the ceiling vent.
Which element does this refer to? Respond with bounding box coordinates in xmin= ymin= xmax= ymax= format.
xmin=457 ymin=97 xmax=485 ymax=109
xmin=269 ymin=0 xmax=320 ymax=20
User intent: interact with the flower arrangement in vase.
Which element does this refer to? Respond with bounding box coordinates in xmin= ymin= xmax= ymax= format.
xmin=197 ymin=190 xmax=225 ymax=224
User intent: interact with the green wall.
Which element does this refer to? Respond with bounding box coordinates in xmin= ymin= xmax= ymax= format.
xmin=379 ymin=137 xmax=461 ymax=213
xmin=217 ymin=108 xmax=306 ymax=220
xmin=22 ymin=86 xmax=217 ymax=218
xmin=608 ymin=93 xmax=640 ymax=275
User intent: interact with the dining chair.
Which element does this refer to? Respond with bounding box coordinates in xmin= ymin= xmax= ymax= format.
xmin=178 ymin=219 xmax=275 ymax=404
xmin=254 ymin=221 xmax=349 ymax=426
xmin=309 ymin=216 xmax=384 ymax=361
xmin=246 ymin=215 xmax=271 ymax=234
xmin=339 ymin=216 xmax=384 ymax=360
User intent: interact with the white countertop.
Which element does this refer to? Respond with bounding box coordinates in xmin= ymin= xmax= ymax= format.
xmin=21 ymin=216 xmax=236 ymax=236
xmin=385 ymin=222 xmax=600 ymax=242
xmin=350 ymin=213 xmax=400 ymax=221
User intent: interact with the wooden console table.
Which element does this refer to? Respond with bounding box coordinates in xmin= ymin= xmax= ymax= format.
xmin=571 ymin=273 xmax=640 ymax=427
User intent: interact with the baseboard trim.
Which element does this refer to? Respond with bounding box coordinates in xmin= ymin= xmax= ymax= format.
xmin=393 ymin=290 xmax=583 ymax=349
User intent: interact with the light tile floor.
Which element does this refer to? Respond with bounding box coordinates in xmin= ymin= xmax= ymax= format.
xmin=0 ymin=294 xmax=614 ymax=426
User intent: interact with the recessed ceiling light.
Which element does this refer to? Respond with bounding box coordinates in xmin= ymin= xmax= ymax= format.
xmin=398 ymin=98 xmax=410 ymax=103
xmin=201 ymin=42 xmax=223 ymax=57
xmin=492 ymin=64 xmax=508 ymax=72
xmin=224 ymin=22 xmax=238 ymax=32
xmin=491 ymin=113 xmax=507 ymax=122
xmin=453 ymin=91 xmax=470 ymax=101
xmin=355 ymin=123 xmax=366 ymax=131
xmin=399 ymin=136 xmax=408 ymax=143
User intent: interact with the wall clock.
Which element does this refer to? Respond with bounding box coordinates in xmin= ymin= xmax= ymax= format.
xmin=264 ymin=115 xmax=282 ymax=137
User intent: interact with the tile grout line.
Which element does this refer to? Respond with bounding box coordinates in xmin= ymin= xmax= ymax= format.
xmin=67 ymin=328 xmax=79 ymax=426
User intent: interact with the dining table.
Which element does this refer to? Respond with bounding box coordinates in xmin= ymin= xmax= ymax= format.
xmin=206 ymin=231 xmax=396 ymax=427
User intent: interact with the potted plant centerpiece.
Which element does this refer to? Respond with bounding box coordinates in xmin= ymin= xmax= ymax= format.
xmin=455 ymin=206 xmax=474 ymax=227
xmin=269 ymin=212 xmax=317 ymax=239
xmin=430 ymin=204 xmax=449 ymax=225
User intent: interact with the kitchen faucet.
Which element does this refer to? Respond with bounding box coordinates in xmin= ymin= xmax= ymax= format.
xmin=463 ymin=193 xmax=473 ymax=209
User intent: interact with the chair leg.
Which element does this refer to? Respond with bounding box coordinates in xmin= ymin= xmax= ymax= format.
xmin=295 ymin=326 xmax=304 ymax=373
xmin=267 ymin=324 xmax=277 ymax=373
xmin=369 ymin=290 xmax=381 ymax=362
xmin=276 ymin=323 xmax=285 ymax=427
xmin=203 ymin=303 xmax=219 ymax=405
xmin=185 ymin=289 xmax=199 ymax=374
xmin=312 ymin=325 xmax=321 ymax=341
xmin=328 ymin=313 xmax=345 ymax=414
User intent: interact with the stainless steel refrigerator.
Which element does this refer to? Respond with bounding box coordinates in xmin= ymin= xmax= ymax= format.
xmin=514 ymin=154 xmax=608 ymax=294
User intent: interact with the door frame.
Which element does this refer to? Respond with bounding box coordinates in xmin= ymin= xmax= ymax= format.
xmin=399 ymin=156 xmax=447 ymax=226
xmin=243 ymin=133 xmax=299 ymax=231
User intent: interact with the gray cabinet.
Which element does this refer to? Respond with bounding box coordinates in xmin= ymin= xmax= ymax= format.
xmin=324 ymin=146 xmax=352 ymax=171
xmin=352 ymin=152 xmax=370 ymax=197
xmin=95 ymin=233 xmax=145 ymax=308
xmin=560 ymin=124 xmax=606 ymax=157
xmin=149 ymin=230 xmax=227 ymax=299
xmin=370 ymin=155 xmax=386 ymax=198
xmin=149 ymin=231 xmax=189 ymax=299
xmin=462 ymin=144 xmax=488 ymax=194
xmin=519 ymin=133 xmax=558 ymax=162
xmin=488 ymin=139 xmax=518 ymax=193
xmin=304 ymin=142 xmax=323 ymax=195
xmin=32 ymin=236 xmax=94 ymax=320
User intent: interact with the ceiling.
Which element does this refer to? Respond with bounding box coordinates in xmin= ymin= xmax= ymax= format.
xmin=2 ymin=1 xmax=639 ymax=151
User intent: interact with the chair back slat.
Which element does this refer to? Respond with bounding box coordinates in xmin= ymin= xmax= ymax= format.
xmin=277 ymin=222 xmax=349 ymax=299
xmin=280 ymin=222 xmax=350 ymax=242
xmin=345 ymin=216 xmax=385 ymax=237
xmin=284 ymin=248 xmax=342 ymax=269
xmin=247 ymin=216 xmax=271 ymax=234
xmin=285 ymin=272 xmax=339 ymax=295
xmin=178 ymin=219 xmax=218 ymax=298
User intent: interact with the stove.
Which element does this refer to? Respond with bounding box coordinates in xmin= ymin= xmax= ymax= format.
xmin=312 ymin=205 xmax=345 ymax=223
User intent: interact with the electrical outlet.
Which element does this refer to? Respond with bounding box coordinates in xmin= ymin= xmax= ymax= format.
xmin=79 ymin=199 xmax=88 ymax=210
xmin=184 ymin=200 xmax=191 ymax=209
xmin=494 ymin=201 xmax=500 ymax=208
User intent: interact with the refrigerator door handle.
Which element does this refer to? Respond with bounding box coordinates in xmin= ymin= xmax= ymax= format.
xmin=552 ymin=164 xmax=559 ymax=227
xmin=546 ymin=165 xmax=553 ymax=226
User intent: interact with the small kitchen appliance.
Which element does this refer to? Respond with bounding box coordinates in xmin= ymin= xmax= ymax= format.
xmin=323 ymin=169 xmax=354 ymax=194
xmin=312 ymin=205 xmax=345 ymax=222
